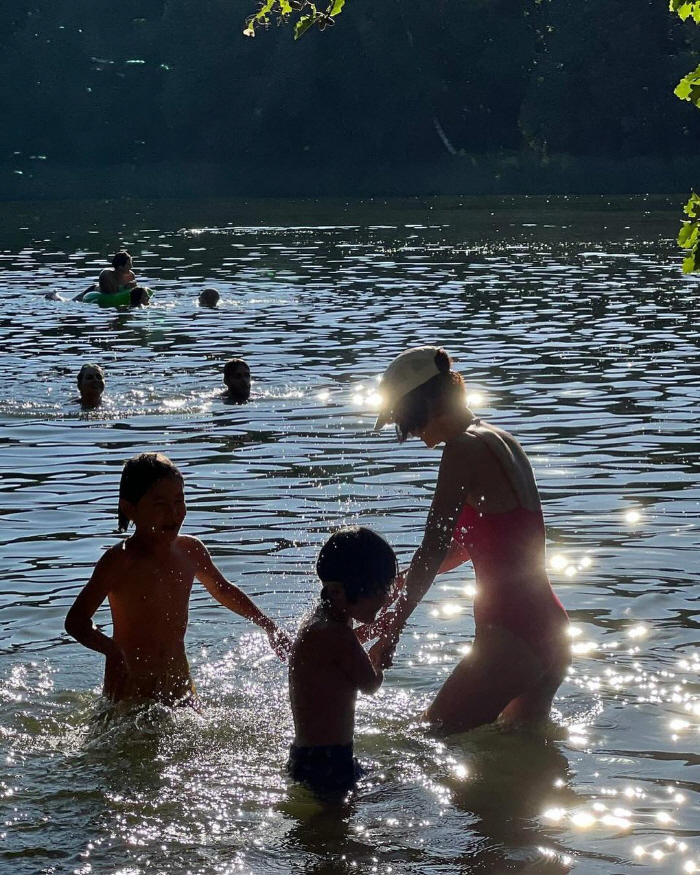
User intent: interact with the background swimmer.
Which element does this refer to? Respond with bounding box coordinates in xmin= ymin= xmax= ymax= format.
xmin=65 ymin=453 xmax=291 ymax=706
xmin=198 ymin=288 xmax=221 ymax=308
xmin=129 ymin=287 xmax=150 ymax=307
xmin=76 ymin=363 xmax=105 ymax=408
xmin=99 ymin=251 xmax=138 ymax=295
xmin=223 ymin=358 xmax=251 ymax=403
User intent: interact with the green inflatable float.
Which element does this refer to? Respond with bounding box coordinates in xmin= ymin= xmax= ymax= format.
xmin=82 ymin=287 xmax=153 ymax=308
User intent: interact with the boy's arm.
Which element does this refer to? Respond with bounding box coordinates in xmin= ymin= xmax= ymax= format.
xmin=335 ymin=625 xmax=383 ymax=695
xmin=188 ymin=538 xmax=291 ymax=658
xmin=64 ymin=548 xmax=124 ymax=661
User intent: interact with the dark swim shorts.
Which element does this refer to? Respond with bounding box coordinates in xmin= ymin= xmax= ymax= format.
xmin=287 ymin=743 xmax=364 ymax=794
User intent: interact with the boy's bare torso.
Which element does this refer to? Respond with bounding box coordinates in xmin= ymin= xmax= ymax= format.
xmin=98 ymin=268 xmax=136 ymax=294
xmin=289 ymin=608 xmax=360 ymax=747
xmin=103 ymin=535 xmax=198 ymax=702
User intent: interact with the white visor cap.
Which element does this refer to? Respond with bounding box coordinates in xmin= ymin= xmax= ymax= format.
xmin=374 ymin=346 xmax=443 ymax=431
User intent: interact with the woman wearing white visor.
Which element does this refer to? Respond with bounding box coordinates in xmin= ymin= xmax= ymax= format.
xmin=367 ymin=346 xmax=569 ymax=734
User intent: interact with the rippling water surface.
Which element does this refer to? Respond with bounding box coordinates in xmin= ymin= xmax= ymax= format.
xmin=1 ymin=195 xmax=698 ymax=875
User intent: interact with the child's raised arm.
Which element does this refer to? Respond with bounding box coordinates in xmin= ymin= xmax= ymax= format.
xmin=187 ymin=537 xmax=291 ymax=659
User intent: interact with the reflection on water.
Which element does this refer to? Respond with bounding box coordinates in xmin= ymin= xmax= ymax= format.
xmin=1 ymin=195 xmax=699 ymax=874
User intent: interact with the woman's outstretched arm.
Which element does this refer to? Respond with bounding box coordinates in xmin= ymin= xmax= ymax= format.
xmin=376 ymin=437 xmax=474 ymax=650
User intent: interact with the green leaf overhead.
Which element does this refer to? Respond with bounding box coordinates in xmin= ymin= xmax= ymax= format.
xmin=672 ymin=4 xmax=700 ymax=270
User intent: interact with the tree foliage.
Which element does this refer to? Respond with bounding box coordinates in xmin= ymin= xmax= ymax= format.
xmin=244 ymin=0 xmax=346 ymax=39
xmin=1 ymin=0 xmax=698 ymax=198
xmin=671 ymin=1 xmax=700 ymax=271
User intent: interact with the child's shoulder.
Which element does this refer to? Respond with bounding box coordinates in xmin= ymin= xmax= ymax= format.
xmin=296 ymin=610 xmax=356 ymax=650
xmin=177 ymin=533 xmax=203 ymax=547
xmin=90 ymin=539 xmax=130 ymax=581
xmin=175 ymin=533 xmax=207 ymax=556
xmin=101 ymin=540 xmax=129 ymax=563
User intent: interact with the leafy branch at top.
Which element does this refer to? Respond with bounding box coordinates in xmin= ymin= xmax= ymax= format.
xmin=671 ymin=1 xmax=700 ymax=270
xmin=670 ymin=0 xmax=700 ymax=24
xmin=244 ymin=0 xmax=346 ymax=39
xmin=678 ymin=192 xmax=700 ymax=272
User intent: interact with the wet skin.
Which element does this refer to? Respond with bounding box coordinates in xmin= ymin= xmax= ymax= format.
xmin=289 ymin=585 xmax=390 ymax=748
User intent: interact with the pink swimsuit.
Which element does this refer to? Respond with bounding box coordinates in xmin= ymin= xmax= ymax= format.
xmin=451 ymin=439 xmax=569 ymax=669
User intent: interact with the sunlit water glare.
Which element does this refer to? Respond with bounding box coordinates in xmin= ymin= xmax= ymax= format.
xmin=0 ymin=195 xmax=698 ymax=874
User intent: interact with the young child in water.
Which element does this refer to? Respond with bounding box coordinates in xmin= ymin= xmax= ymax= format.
xmin=287 ymin=526 xmax=397 ymax=794
xmin=65 ymin=453 xmax=290 ymax=706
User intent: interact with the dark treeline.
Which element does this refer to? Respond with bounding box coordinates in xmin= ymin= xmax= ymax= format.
xmin=2 ymin=0 xmax=699 ymax=198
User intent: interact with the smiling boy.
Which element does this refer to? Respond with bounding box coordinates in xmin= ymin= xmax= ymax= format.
xmin=65 ymin=453 xmax=290 ymax=705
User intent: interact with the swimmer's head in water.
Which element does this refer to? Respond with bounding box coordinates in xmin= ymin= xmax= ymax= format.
xmin=77 ymin=363 xmax=105 ymax=407
xmin=199 ymin=288 xmax=220 ymax=308
xmin=374 ymin=347 xmax=466 ymax=442
xmin=130 ymin=287 xmax=150 ymax=307
xmin=317 ymin=527 xmax=397 ymax=616
xmin=112 ymin=250 xmax=132 ymax=269
xmin=223 ymin=358 xmax=251 ymax=402
xmin=118 ymin=452 xmax=184 ymax=533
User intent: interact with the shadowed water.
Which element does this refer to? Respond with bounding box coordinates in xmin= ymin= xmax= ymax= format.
xmin=0 ymin=195 xmax=698 ymax=874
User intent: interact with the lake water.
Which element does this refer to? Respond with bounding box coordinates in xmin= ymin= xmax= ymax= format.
xmin=1 ymin=195 xmax=698 ymax=875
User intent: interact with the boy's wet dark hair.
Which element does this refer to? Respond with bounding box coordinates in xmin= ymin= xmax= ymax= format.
xmin=317 ymin=526 xmax=398 ymax=603
xmin=112 ymin=250 xmax=131 ymax=268
xmin=130 ymin=287 xmax=149 ymax=307
xmin=199 ymin=287 xmax=220 ymax=307
xmin=393 ymin=349 xmax=466 ymax=443
xmin=118 ymin=453 xmax=183 ymax=532
xmin=223 ymin=358 xmax=249 ymax=380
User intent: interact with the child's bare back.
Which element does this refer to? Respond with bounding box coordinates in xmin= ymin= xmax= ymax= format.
xmin=290 ymin=605 xmax=378 ymax=747
xmin=287 ymin=527 xmax=397 ymax=794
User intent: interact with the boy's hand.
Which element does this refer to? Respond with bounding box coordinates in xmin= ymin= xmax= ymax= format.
xmin=355 ymin=609 xmax=398 ymax=644
xmin=369 ymin=638 xmax=394 ymax=671
xmin=105 ymin=645 xmax=130 ymax=699
xmin=267 ymin=626 xmax=293 ymax=661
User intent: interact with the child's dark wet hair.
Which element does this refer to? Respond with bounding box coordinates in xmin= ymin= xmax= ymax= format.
xmin=118 ymin=453 xmax=183 ymax=532
xmin=223 ymin=358 xmax=249 ymax=380
xmin=112 ymin=250 xmax=131 ymax=268
xmin=393 ymin=349 xmax=466 ymax=443
xmin=130 ymin=287 xmax=149 ymax=307
xmin=316 ymin=526 xmax=398 ymax=603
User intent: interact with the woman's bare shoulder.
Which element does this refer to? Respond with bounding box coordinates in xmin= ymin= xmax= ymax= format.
xmin=442 ymin=429 xmax=483 ymax=462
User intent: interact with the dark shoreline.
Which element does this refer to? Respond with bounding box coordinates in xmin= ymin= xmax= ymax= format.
xmin=3 ymin=153 xmax=698 ymax=202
